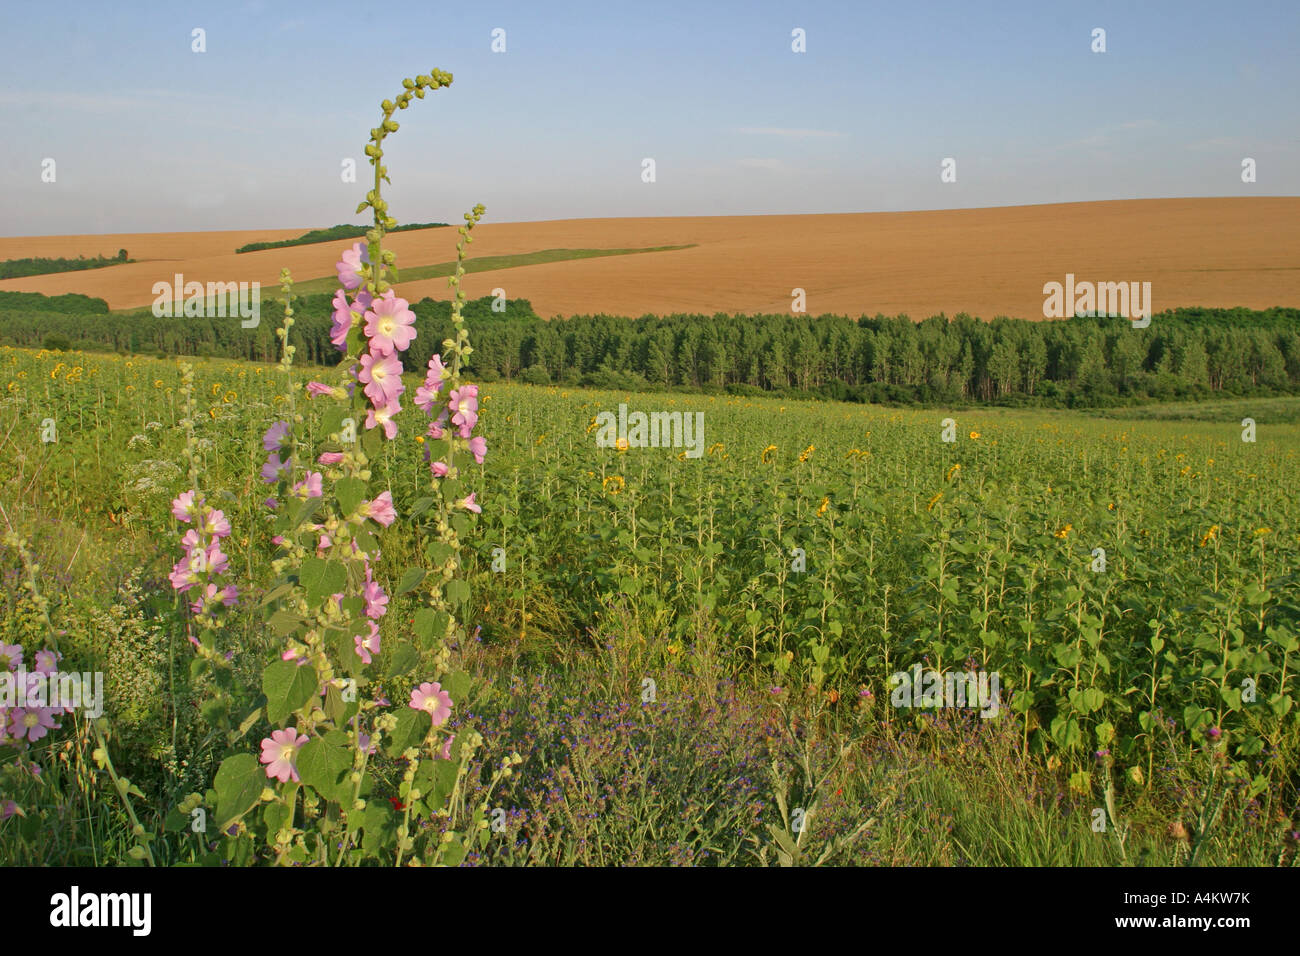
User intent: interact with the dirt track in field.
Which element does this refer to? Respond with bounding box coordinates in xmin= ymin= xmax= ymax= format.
xmin=3 ymin=198 xmax=1297 ymax=318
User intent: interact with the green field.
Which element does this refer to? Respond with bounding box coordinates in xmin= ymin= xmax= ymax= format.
xmin=2 ymin=345 xmax=1296 ymax=865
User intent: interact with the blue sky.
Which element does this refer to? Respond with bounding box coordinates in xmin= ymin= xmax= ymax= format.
xmin=1 ymin=0 xmax=1296 ymax=235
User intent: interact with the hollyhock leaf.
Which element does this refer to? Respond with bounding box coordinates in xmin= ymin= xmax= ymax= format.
xmin=441 ymin=478 xmax=463 ymax=504
xmin=384 ymin=641 xmax=420 ymax=678
xmin=354 ymin=526 xmax=381 ymax=557
xmin=446 ymin=579 xmax=471 ymax=609
xmin=340 ymin=596 xmax=366 ymax=617
xmin=263 ymin=800 xmax=290 ymax=836
xmin=361 ymin=424 xmax=383 ymax=459
xmin=412 ymin=608 xmax=445 ymax=650
xmin=164 ymin=807 xmax=191 ymax=833
xmin=386 ymin=708 xmax=431 ymax=757
xmin=300 ymin=558 xmax=346 ymax=607
xmin=214 ymin=754 xmax=263 ymax=830
xmin=320 ymin=406 xmax=345 ymax=437
xmin=450 ymin=514 xmax=471 ymax=538
xmin=425 ymin=541 xmax=454 ymax=567
xmin=336 ymin=478 xmax=367 ymax=517
xmin=397 ymin=567 xmax=426 ymax=595
xmin=297 ymin=736 xmax=352 ymax=803
xmin=407 ymin=496 xmax=437 ymax=520
xmin=323 ymin=683 xmax=358 ymax=724
xmin=361 ymin=801 xmax=398 ymax=854
xmin=269 ymin=609 xmax=306 ymax=637
xmin=443 ymin=670 xmax=471 ymax=703
xmin=263 ymin=660 xmax=318 ymax=724
xmin=440 ymin=834 xmax=467 ymax=868
xmin=259 ymin=582 xmax=294 ymax=608
xmin=292 ymin=497 xmax=323 ymax=530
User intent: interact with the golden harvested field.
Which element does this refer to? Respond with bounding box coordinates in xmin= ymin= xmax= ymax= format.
xmin=2 ymin=197 xmax=1297 ymax=318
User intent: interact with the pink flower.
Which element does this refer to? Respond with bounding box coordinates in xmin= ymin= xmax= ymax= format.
xmin=361 ymin=491 xmax=396 ymax=527
xmin=33 ymin=649 xmax=59 ymax=674
xmin=0 ymin=801 xmax=19 ymax=820
xmin=409 ymin=682 xmax=453 ymax=726
xmin=169 ymin=559 xmax=199 ymax=593
xmin=353 ymin=622 xmax=381 ymax=665
xmin=426 ymin=411 xmax=448 ymax=440
xmin=306 ymin=381 xmax=334 ymax=398
xmin=203 ymin=543 xmax=230 ymax=576
xmin=467 ymin=435 xmax=487 ymax=464
xmin=171 ymin=491 xmax=200 ymax=523
xmin=437 ymin=734 xmax=455 ymax=761
xmin=358 ymin=351 xmax=405 ymax=408
xmin=0 ymin=644 xmax=22 ymax=670
xmin=365 ymin=399 xmax=401 ymax=440
xmin=200 ymin=508 xmax=231 ymax=538
xmin=449 ymin=385 xmax=479 ymax=436
xmin=335 ymin=242 xmax=369 ymax=290
xmin=363 ymin=571 xmax=388 ymax=620
xmin=260 ymin=728 xmax=309 ymax=783
xmin=191 ymin=583 xmax=238 ymax=616
xmin=317 ymin=452 xmax=344 ymax=466
xmin=459 ymin=493 xmax=482 ymax=514
xmin=7 ymin=707 xmax=59 ymax=744
xmin=265 ymin=497 xmax=279 ymax=511
xmin=281 ymin=647 xmax=306 ymax=664
xmin=431 ymin=461 xmax=449 ymax=478
xmin=261 ymin=453 xmax=292 ymax=484
xmin=363 ymin=291 xmax=417 ymax=355
xmin=292 ymin=471 xmax=324 ymax=500
xmin=262 ymin=421 xmax=290 ymax=452
xmin=330 ymin=289 xmax=372 ymax=351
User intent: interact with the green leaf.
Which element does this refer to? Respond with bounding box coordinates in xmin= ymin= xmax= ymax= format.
xmin=300 ymin=557 xmax=347 ymax=607
xmin=397 ymin=567 xmax=426 ymax=595
xmin=263 ymin=660 xmax=318 ymax=724
xmin=336 ymin=478 xmax=367 ymax=517
xmin=412 ymin=608 xmax=447 ymax=650
xmin=386 ymin=708 xmax=431 ymax=757
xmin=268 ymin=609 xmax=306 ymax=637
xmin=408 ymin=496 xmax=437 ymax=519
xmin=385 ymin=641 xmax=421 ymax=678
xmin=214 ymin=754 xmax=263 ymax=829
xmin=297 ymin=735 xmax=353 ymax=804
xmin=446 ymin=579 xmax=471 ymax=608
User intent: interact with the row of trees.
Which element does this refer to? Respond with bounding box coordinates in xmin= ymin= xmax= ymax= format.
xmin=4 ymin=289 xmax=1298 ymax=406
xmin=234 ymin=222 xmax=448 ymax=253
xmin=0 ymin=250 xmax=130 ymax=279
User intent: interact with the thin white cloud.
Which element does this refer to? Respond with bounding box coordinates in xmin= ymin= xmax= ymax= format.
xmin=737 ymin=158 xmax=786 ymax=171
xmin=732 ymin=127 xmax=843 ymax=138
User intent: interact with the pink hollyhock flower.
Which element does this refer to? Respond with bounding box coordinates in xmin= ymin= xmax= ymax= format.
xmin=357 ymin=733 xmax=377 ymax=757
xmin=260 ymin=727 xmax=308 ymax=783
xmin=0 ymin=644 xmax=22 ymax=670
xmin=316 ymin=533 xmax=331 ymax=555
xmin=409 ymin=681 xmax=453 ymax=726
xmin=335 ymin=242 xmax=369 ymax=290
xmin=33 ymin=649 xmax=59 ymax=674
xmin=7 ymin=707 xmax=59 ymax=743
xmin=306 ymin=381 xmax=334 ymax=398
xmin=265 ymin=497 xmax=279 ymax=511
xmin=363 ymin=572 xmax=388 ymax=620
xmin=261 ymin=453 xmax=292 ymax=484
xmin=431 ymin=461 xmax=449 ymax=478
xmin=0 ymin=801 xmax=19 ymax=820
xmin=292 ymin=471 xmax=324 ymax=500
xmin=353 ymin=621 xmax=381 ymax=665
xmin=191 ymin=583 xmax=238 ymax=616
xmin=427 ymin=353 xmax=448 ymax=385
xmin=171 ymin=490 xmax=200 ymax=523
xmin=363 ymin=291 xmax=417 ymax=355
xmin=169 ymin=560 xmax=199 ymax=593
xmin=414 ymin=382 xmax=440 ymax=414
xmin=426 ymin=409 xmax=449 ymax=440
xmin=330 ymin=289 xmax=373 ymax=350
xmin=271 ymin=534 xmax=285 ymax=546
xmin=437 ymin=734 xmax=455 ymax=761
xmin=361 ymin=491 xmax=396 ymax=527
xmin=365 ymin=399 xmax=401 ymax=440
xmin=358 ymin=351 xmax=405 ymax=408
xmin=449 ymin=386 xmax=479 ymax=435
xmin=262 ymin=421 xmax=290 ymax=452
xmin=467 ymin=435 xmax=487 ymax=464
xmin=459 ymin=493 xmax=482 ymax=514
xmin=200 ymin=508 xmax=231 ymax=539
xmin=318 ymin=452 xmax=345 ymax=465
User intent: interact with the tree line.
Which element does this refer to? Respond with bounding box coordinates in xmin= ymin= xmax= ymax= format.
xmin=0 ymin=250 xmax=131 ymax=279
xmin=4 ymin=288 xmax=1298 ymax=407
